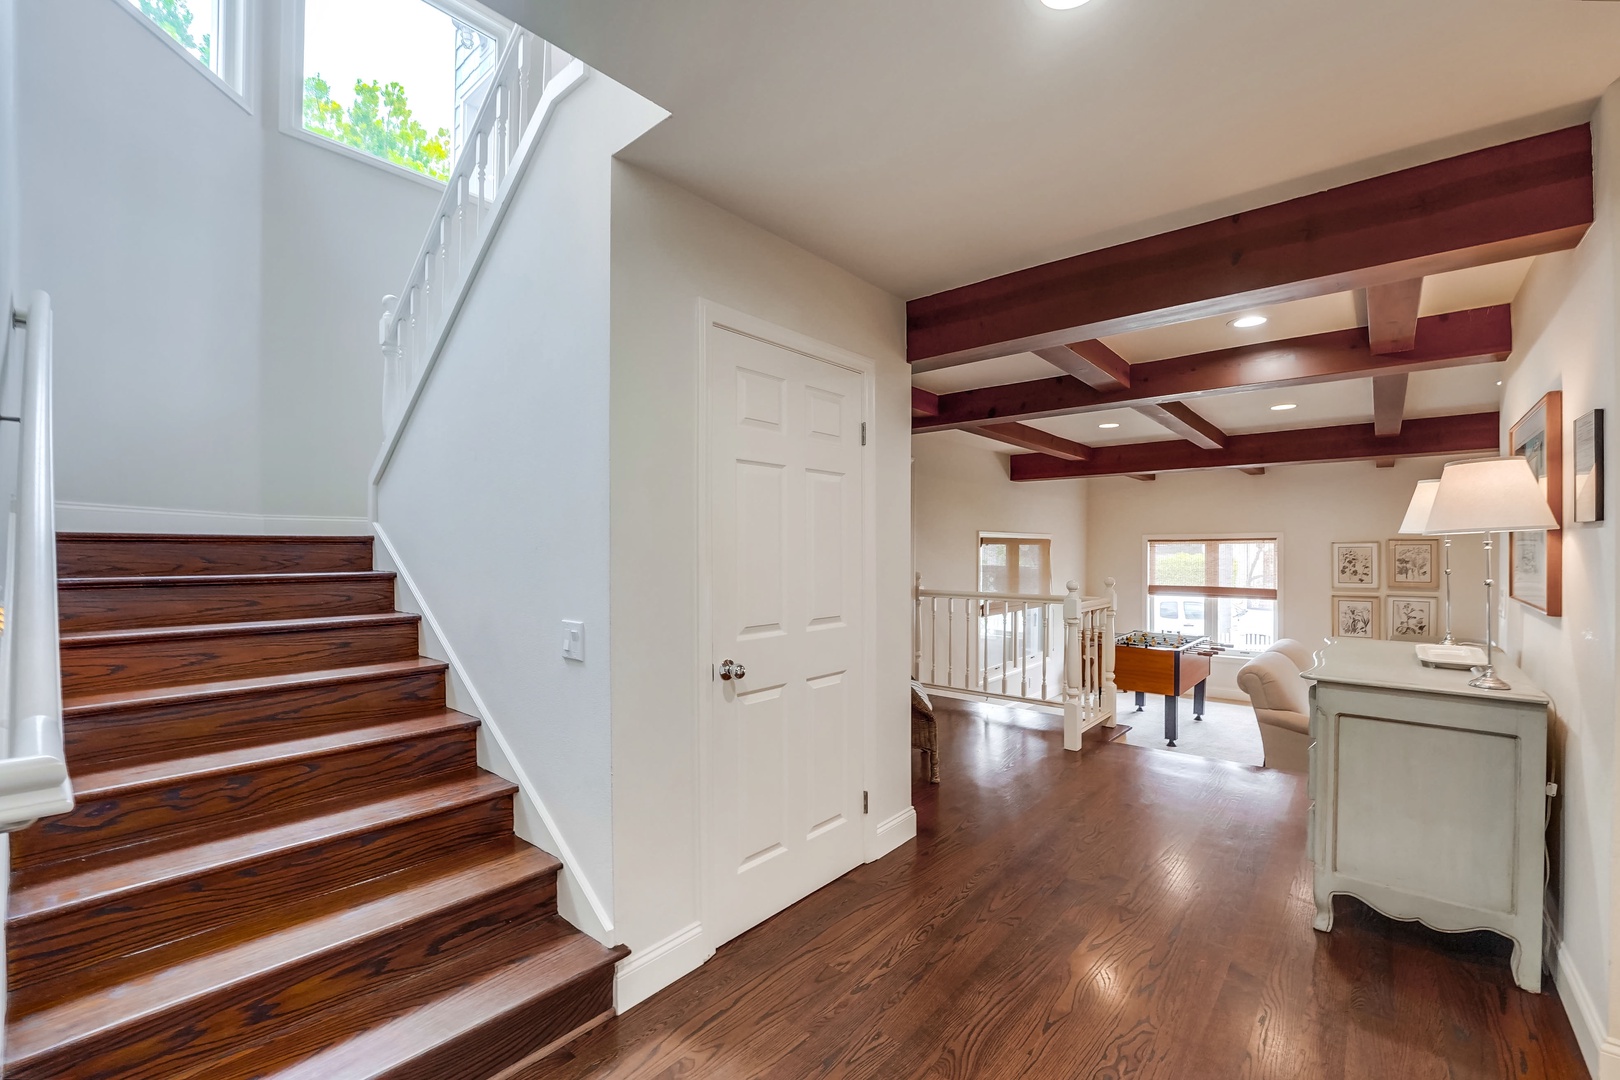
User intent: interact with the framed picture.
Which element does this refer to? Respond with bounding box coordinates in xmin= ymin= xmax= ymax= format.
xmin=1331 ymin=541 xmax=1379 ymax=589
xmin=1388 ymin=538 xmax=1439 ymax=589
xmin=1331 ymin=595 xmax=1378 ymax=639
xmin=1387 ymin=595 xmax=1439 ymax=642
xmin=1509 ymin=392 xmax=1562 ymax=616
xmin=1574 ymin=409 xmax=1604 ymax=524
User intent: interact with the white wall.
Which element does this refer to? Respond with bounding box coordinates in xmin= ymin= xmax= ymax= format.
xmin=0 ymin=0 xmax=17 ymax=323
xmin=608 ymin=161 xmax=913 ymax=1008
xmin=18 ymin=0 xmax=439 ymax=528
xmin=1084 ymin=459 xmax=1488 ymax=651
xmin=912 ymin=432 xmax=1087 ymax=594
xmin=1499 ymin=86 xmax=1620 ymax=1079
xmin=374 ymin=73 xmax=667 ymax=939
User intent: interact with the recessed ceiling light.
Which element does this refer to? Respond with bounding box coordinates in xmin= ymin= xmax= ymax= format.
xmin=1270 ymin=403 xmax=1297 ymax=411
xmin=1496 ymin=381 xmax=1503 ymax=386
xmin=1040 ymin=0 xmax=1093 ymax=8
xmin=1230 ymin=314 xmax=1268 ymax=329
xmin=1099 ymin=422 xmax=1120 ymax=429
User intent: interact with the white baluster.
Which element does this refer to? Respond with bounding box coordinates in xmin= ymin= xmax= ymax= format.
xmin=1102 ymin=577 xmax=1119 ymax=728
xmin=1063 ymin=581 xmax=1083 ymax=753
xmin=378 ymin=295 xmax=400 ymax=427
xmin=913 ymin=574 xmax=922 ymax=683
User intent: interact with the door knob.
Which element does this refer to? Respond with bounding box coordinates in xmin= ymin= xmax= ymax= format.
xmin=719 ymin=659 xmax=746 ymax=681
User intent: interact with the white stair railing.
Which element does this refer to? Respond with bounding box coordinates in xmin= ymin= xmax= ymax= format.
xmin=914 ymin=577 xmax=1117 ymax=752
xmin=0 ymin=292 xmax=72 ymax=832
xmin=374 ymin=30 xmax=585 ymax=478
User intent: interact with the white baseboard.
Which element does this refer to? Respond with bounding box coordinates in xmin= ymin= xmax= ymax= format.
xmin=1546 ymin=913 xmax=1608 ymax=1075
xmin=868 ymin=805 xmax=917 ymax=862
xmin=372 ymin=524 xmax=616 ymax=946
xmin=56 ymin=500 xmax=369 ymax=536
xmin=613 ymin=921 xmax=711 ymax=1013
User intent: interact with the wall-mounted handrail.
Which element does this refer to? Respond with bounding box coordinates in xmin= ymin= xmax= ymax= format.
xmin=371 ymin=30 xmax=586 ymax=490
xmin=0 ymin=292 xmax=72 ymax=831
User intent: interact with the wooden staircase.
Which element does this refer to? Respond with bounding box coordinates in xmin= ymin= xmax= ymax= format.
xmin=5 ymin=533 xmax=626 ymax=1080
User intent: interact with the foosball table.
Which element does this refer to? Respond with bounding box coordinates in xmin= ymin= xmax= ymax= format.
xmin=1113 ymin=631 xmax=1227 ymax=746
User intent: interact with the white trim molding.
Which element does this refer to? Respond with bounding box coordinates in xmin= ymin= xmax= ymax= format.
xmin=868 ymin=806 xmax=917 ymax=863
xmin=55 ymin=501 xmax=368 ymax=536
xmin=1545 ymin=911 xmax=1610 ymax=1076
xmin=613 ymin=922 xmax=710 ymax=1014
xmin=108 ymin=0 xmax=254 ymax=113
xmin=372 ymin=524 xmax=615 ymax=944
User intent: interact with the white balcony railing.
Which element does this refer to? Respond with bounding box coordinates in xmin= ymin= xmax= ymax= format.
xmin=374 ymin=30 xmax=585 ymax=481
xmin=0 ymin=292 xmax=72 ymax=831
xmin=915 ymin=578 xmax=1117 ymax=752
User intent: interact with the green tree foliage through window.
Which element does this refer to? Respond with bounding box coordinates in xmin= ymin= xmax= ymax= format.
xmin=304 ymin=75 xmax=452 ymax=182
xmin=139 ymin=0 xmax=211 ymax=67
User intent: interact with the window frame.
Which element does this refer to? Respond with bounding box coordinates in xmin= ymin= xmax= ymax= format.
xmin=976 ymin=532 xmax=1054 ymax=597
xmin=277 ymin=0 xmax=514 ymax=189
xmin=111 ymin=0 xmax=254 ymax=113
xmin=1143 ymin=533 xmax=1284 ymax=650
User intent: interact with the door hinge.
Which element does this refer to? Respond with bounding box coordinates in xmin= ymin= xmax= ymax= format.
xmin=860 ymin=422 xmax=867 ymax=446
xmin=863 ymin=791 xmax=869 ymax=814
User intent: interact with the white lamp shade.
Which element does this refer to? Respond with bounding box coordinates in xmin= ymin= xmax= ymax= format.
xmin=1398 ymin=479 xmax=1440 ymax=535
xmin=1425 ymin=457 xmax=1560 ymax=534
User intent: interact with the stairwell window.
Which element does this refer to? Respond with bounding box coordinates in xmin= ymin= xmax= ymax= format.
xmin=287 ymin=0 xmax=509 ymax=184
xmin=119 ymin=0 xmax=249 ymax=100
xmin=1147 ymin=537 xmax=1280 ymax=650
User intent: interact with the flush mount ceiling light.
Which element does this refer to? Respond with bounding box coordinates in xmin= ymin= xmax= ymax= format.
xmin=1270 ymin=403 xmax=1298 ymax=411
xmin=1099 ymin=422 xmax=1120 ymax=429
xmin=1229 ymin=314 xmax=1268 ymax=329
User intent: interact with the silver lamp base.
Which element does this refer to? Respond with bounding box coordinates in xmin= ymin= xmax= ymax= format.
xmin=1469 ymin=667 xmax=1513 ymax=691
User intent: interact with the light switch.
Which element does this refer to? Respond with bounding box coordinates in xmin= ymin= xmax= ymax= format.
xmin=562 ymin=620 xmax=585 ymax=662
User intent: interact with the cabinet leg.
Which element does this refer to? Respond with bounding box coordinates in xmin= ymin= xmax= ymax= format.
xmin=1164 ymin=695 xmax=1178 ymax=746
xmin=1313 ymin=891 xmax=1334 ymax=932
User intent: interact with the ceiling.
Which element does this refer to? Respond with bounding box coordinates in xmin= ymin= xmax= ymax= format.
xmin=485 ymin=0 xmax=1617 ymax=300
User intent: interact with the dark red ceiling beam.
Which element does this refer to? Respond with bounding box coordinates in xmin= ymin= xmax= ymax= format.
xmin=1366 ymin=279 xmax=1424 ymax=354
xmin=1033 ymin=340 xmax=1131 ymax=389
xmin=1010 ymin=412 xmax=1499 ymax=480
xmin=974 ymin=422 xmax=1092 ymax=461
xmin=1372 ymin=373 xmax=1409 ymax=437
xmin=912 ymin=387 xmax=940 ymax=417
xmin=1133 ymin=401 xmax=1227 ymax=449
xmin=915 ymin=305 xmax=1510 ymax=432
xmin=908 ymin=126 xmax=1591 ymax=369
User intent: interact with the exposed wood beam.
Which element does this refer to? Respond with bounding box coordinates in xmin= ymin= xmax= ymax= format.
xmin=915 ymin=306 xmax=1510 ymax=432
xmin=908 ymin=126 xmax=1591 ymax=370
xmin=1010 ymin=412 xmax=1499 ymax=480
xmin=1033 ymin=341 xmax=1131 ymax=390
xmin=974 ymin=422 xmax=1091 ymax=461
xmin=912 ymin=387 xmax=940 ymax=417
xmin=1132 ymin=401 xmax=1228 ymax=450
xmin=1366 ymin=279 xmax=1424 ymax=354
xmin=1372 ymin=373 xmax=1410 ymax=437
xmin=1239 ymin=467 xmax=1267 ymax=476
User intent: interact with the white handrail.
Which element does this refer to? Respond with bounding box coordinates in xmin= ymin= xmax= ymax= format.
xmin=372 ymin=30 xmax=585 ymax=484
xmin=0 ymin=292 xmax=72 ymax=831
xmin=914 ymin=577 xmax=1118 ymax=753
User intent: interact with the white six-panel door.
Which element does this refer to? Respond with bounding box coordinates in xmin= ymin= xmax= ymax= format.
xmin=704 ymin=321 xmax=869 ymax=948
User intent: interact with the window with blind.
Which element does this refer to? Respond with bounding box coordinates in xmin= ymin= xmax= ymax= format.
xmin=1146 ymin=538 xmax=1279 ymax=649
xmin=978 ymin=536 xmax=1052 ymax=595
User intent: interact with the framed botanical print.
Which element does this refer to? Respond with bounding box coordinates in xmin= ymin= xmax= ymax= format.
xmin=1331 ymin=595 xmax=1378 ymax=639
xmin=1509 ymin=392 xmax=1562 ymax=616
xmin=1388 ymin=538 xmax=1439 ymax=589
xmin=1331 ymin=541 xmax=1378 ymax=589
xmin=1574 ymin=409 xmax=1604 ymax=524
xmin=1387 ymin=595 xmax=1439 ymax=643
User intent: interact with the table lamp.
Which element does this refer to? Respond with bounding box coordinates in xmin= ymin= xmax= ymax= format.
xmin=1397 ymin=479 xmax=1456 ymax=645
xmin=1424 ymin=457 xmax=1559 ymax=690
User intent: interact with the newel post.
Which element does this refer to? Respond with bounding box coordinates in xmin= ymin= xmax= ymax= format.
xmin=1063 ymin=580 xmax=1083 ymax=753
xmin=1102 ymin=576 xmax=1119 ymax=729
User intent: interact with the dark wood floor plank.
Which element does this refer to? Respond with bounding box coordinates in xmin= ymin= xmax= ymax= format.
xmin=524 ymin=699 xmax=1590 ymax=1080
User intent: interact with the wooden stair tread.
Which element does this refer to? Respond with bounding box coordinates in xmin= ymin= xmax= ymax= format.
xmin=70 ymin=711 xmax=479 ymax=801
xmin=256 ymin=925 xmax=626 ymax=1080
xmin=9 ymin=773 xmax=527 ymax=924
xmin=6 ymin=847 xmax=559 ymax=1067
xmin=59 ymin=570 xmax=396 ymax=589
xmin=64 ymin=658 xmax=449 ymax=714
xmin=61 ymin=612 xmax=419 ymax=647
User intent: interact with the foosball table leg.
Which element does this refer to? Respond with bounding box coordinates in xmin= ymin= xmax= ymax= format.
xmin=1193 ymin=680 xmax=1207 ymax=722
xmin=1134 ymin=691 xmax=1145 ymax=712
xmin=1164 ymin=694 xmax=1178 ymax=746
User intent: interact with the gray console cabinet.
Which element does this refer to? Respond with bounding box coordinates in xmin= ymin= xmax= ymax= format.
xmin=1305 ymin=638 xmax=1548 ymax=992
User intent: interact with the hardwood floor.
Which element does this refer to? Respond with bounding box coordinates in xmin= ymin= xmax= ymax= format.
xmin=525 ymin=697 xmax=1590 ymax=1080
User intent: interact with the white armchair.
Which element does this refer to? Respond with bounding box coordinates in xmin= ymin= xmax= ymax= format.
xmin=1237 ymin=642 xmax=1313 ymax=772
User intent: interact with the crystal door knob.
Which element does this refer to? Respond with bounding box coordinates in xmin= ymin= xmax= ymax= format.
xmin=718 ymin=659 xmax=746 ymax=681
